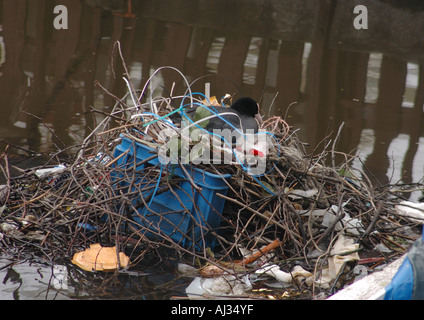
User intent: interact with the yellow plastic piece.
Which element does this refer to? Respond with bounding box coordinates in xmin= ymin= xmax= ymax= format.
xmin=71 ymin=243 xmax=130 ymax=272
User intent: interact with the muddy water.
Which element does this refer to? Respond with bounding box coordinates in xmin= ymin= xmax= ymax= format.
xmin=0 ymin=256 xmax=190 ymax=299
xmin=0 ymin=0 xmax=424 ymax=299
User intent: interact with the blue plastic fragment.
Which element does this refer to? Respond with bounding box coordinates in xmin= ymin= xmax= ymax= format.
xmin=384 ymin=256 xmax=414 ymax=300
xmin=77 ymin=223 xmax=97 ymax=232
xmin=384 ymin=226 xmax=424 ymax=300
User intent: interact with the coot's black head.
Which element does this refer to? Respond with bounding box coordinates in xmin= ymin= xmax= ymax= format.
xmin=230 ymin=97 xmax=259 ymax=118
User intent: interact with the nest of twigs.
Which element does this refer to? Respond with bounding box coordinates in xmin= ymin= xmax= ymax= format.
xmin=1 ymin=44 xmax=423 ymax=298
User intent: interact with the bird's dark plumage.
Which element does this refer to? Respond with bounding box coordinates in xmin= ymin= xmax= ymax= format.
xmin=169 ymin=97 xmax=262 ymax=140
xmin=205 ymin=97 xmax=261 ymax=133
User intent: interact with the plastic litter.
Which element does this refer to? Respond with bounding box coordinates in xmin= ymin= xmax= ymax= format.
xmin=185 ymin=275 xmax=252 ymax=298
xmin=374 ymin=243 xmax=392 ymax=253
xmin=35 ymin=164 xmax=66 ymax=179
xmin=253 ymin=235 xmax=359 ymax=289
xmin=327 ymin=256 xmax=405 ymax=300
xmin=52 ymin=265 xmax=68 ymax=290
xmin=298 ymin=204 xmax=365 ymax=236
xmin=327 ymin=204 xmax=364 ymax=236
xmin=255 ymin=264 xmax=311 ymax=284
xmin=312 ymin=234 xmax=360 ymax=288
xmin=71 ymin=243 xmax=130 ymax=272
xmin=287 ymin=188 xmax=318 ymax=200
xmin=395 ymin=201 xmax=424 ymax=224
xmin=384 ymin=226 xmax=424 ymax=300
xmin=77 ymin=223 xmax=97 ymax=233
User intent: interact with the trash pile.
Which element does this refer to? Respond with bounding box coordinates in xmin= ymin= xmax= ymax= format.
xmin=1 ymin=46 xmax=423 ymax=299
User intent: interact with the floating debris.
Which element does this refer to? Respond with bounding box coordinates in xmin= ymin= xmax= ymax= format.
xmin=395 ymin=201 xmax=424 ymax=224
xmin=71 ymin=243 xmax=130 ymax=272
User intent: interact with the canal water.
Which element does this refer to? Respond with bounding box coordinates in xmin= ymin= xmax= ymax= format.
xmin=0 ymin=0 xmax=424 ymax=299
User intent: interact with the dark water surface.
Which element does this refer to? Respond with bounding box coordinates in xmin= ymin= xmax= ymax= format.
xmin=1 ymin=0 xmax=424 ymax=299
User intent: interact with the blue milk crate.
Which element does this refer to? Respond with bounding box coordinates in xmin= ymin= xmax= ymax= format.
xmin=111 ymin=134 xmax=231 ymax=250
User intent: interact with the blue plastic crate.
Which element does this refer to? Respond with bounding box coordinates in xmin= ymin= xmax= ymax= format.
xmin=111 ymin=134 xmax=231 ymax=250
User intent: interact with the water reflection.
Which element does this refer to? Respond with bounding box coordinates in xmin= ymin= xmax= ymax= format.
xmin=0 ymin=256 xmax=190 ymax=300
xmin=1 ymin=0 xmax=423 ymax=190
xmin=0 ymin=257 xmax=71 ymax=299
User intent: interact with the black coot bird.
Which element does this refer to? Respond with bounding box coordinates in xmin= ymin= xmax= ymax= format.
xmin=204 ymin=97 xmax=262 ymax=133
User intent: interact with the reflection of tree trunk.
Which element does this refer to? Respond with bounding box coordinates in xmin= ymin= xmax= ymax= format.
xmin=0 ymin=0 xmax=27 ymax=127
xmin=137 ymin=18 xmax=156 ymax=91
xmin=337 ymin=51 xmax=369 ymax=155
xmin=276 ymin=41 xmax=304 ymax=113
xmin=401 ymin=66 xmax=424 ymax=191
xmin=365 ymin=55 xmax=406 ymax=185
xmin=185 ymin=27 xmax=215 ymax=84
xmin=248 ymin=38 xmax=271 ymax=103
xmin=79 ymin=6 xmax=102 ymax=136
xmin=338 ymin=52 xmax=368 ymax=101
xmin=303 ymin=0 xmax=336 ymax=149
xmin=217 ymin=33 xmax=250 ymax=97
xmin=240 ymin=38 xmax=272 ymax=109
xmin=24 ymin=0 xmax=48 ymax=152
xmin=49 ymin=1 xmax=83 ymax=150
xmin=161 ymin=22 xmax=192 ymax=94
